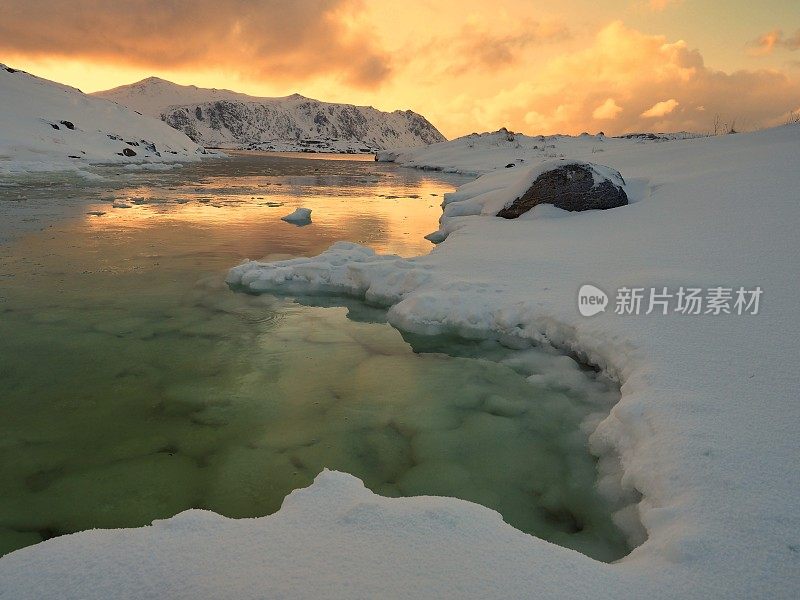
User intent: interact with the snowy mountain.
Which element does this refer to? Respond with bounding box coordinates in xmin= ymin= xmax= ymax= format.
xmin=93 ymin=77 xmax=258 ymax=117
xmin=0 ymin=66 xmax=209 ymax=175
xmin=93 ymin=78 xmax=447 ymax=152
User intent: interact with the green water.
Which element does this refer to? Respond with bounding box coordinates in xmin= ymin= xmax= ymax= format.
xmin=0 ymin=153 xmax=629 ymax=561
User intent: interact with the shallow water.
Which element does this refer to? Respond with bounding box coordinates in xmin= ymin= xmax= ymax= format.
xmin=0 ymin=153 xmax=629 ymax=561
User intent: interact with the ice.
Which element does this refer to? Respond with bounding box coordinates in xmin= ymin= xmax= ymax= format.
xmin=281 ymin=207 xmax=312 ymax=225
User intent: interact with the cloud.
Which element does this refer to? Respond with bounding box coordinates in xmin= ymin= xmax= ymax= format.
xmin=0 ymin=0 xmax=391 ymax=87
xmin=448 ymin=20 xmax=570 ymax=73
xmin=458 ymin=21 xmax=800 ymax=135
xmin=593 ymin=98 xmax=623 ymax=120
xmin=641 ymin=98 xmax=679 ymax=117
xmin=749 ymin=29 xmax=800 ymax=56
xmin=647 ymin=0 xmax=682 ymax=11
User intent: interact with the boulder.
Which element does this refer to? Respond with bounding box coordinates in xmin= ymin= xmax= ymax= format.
xmin=496 ymin=161 xmax=627 ymax=218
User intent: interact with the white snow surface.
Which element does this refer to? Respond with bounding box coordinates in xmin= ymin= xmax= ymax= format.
xmin=92 ymin=76 xmax=260 ymax=117
xmin=2 ymin=125 xmax=799 ymax=598
xmin=0 ymin=67 xmax=209 ymax=175
xmin=94 ymin=77 xmax=446 ymax=152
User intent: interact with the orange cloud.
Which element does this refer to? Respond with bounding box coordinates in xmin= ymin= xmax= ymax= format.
xmin=457 ymin=21 xmax=800 ymax=135
xmin=593 ymin=98 xmax=623 ymax=120
xmin=445 ymin=20 xmax=570 ymax=74
xmin=641 ymin=98 xmax=679 ymax=117
xmin=647 ymin=0 xmax=683 ymax=11
xmin=750 ymin=29 xmax=800 ymax=56
xmin=0 ymin=0 xmax=391 ymax=88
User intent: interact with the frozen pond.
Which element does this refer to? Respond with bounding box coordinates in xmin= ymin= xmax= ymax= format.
xmin=0 ymin=152 xmax=630 ymax=561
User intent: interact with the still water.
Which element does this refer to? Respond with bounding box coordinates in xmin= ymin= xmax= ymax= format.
xmin=0 ymin=152 xmax=630 ymax=561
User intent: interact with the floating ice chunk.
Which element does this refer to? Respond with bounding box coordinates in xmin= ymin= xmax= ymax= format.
xmin=111 ymin=200 xmax=132 ymax=209
xmin=281 ymin=207 xmax=312 ymax=225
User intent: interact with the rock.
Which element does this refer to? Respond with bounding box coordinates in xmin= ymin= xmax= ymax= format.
xmin=59 ymin=120 xmax=75 ymax=130
xmin=122 ymin=147 xmax=137 ymax=156
xmin=505 ymin=163 xmax=515 ymax=168
xmin=496 ymin=161 xmax=627 ymax=219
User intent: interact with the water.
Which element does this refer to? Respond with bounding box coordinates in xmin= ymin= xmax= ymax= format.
xmin=0 ymin=152 xmax=630 ymax=562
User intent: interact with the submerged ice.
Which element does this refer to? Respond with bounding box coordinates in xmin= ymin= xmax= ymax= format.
xmin=0 ymin=276 xmax=630 ymax=562
xmin=0 ymin=153 xmax=631 ymax=563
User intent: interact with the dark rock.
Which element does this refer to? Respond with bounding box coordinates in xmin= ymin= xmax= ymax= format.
xmin=122 ymin=147 xmax=137 ymax=157
xmin=50 ymin=123 xmax=60 ymax=130
xmin=125 ymin=141 xmax=139 ymax=146
xmin=505 ymin=163 xmax=516 ymax=168
xmin=59 ymin=120 xmax=75 ymax=130
xmin=496 ymin=162 xmax=627 ymax=219
xmin=4 ymin=67 xmax=17 ymax=73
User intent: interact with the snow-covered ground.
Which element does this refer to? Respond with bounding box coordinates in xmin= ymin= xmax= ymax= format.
xmin=1 ymin=125 xmax=798 ymax=598
xmin=94 ymin=77 xmax=446 ymax=152
xmin=0 ymin=66 xmax=210 ymax=176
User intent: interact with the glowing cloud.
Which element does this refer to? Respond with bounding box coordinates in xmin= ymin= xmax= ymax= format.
xmin=641 ymin=99 xmax=680 ymax=118
xmin=750 ymin=29 xmax=800 ymax=56
xmin=593 ymin=98 xmax=623 ymax=120
xmin=0 ymin=0 xmax=391 ymax=88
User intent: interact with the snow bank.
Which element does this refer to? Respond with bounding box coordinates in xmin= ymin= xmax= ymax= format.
xmin=2 ymin=125 xmax=798 ymax=598
xmin=0 ymin=65 xmax=210 ymax=175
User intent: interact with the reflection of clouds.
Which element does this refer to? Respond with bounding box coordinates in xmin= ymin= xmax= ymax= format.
xmin=83 ymin=154 xmax=467 ymax=257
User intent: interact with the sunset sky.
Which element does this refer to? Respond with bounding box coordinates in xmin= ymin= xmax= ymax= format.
xmin=2 ymin=0 xmax=798 ymax=138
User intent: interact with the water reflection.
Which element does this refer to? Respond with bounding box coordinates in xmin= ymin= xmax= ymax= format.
xmin=0 ymin=153 xmax=629 ymax=562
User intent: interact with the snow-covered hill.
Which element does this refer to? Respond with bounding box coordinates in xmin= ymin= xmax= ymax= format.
xmin=376 ymin=128 xmax=708 ymax=175
xmin=93 ymin=78 xmax=446 ymax=152
xmin=0 ymin=67 xmax=209 ymax=175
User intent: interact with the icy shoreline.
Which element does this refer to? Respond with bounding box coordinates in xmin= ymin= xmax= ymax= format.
xmin=2 ymin=126 xmax=799 ymax=598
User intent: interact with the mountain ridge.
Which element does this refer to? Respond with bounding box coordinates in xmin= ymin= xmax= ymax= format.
xmin=93 ymin=78 xmax=446 ymax=152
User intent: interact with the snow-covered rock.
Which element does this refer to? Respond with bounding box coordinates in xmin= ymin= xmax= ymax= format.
xmin=94 ymin=77 xmax=446 ymax=152
xmin=0 ymin=66 xmax=210 ymax=175
xmin=495 ymin=160 xmax=628 ymax=218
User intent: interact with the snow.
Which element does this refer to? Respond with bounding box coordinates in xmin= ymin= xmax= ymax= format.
xmin=425 ymin=158 xmax=627 ymax=241
xmin=92 ymin=76 xmax=260 ymax=117
xmin=1 ymin=125 xmax=798 ymax=598
xmin=281 ymin=207 xmax=313 ymax=225
xmin=93 ymin=77 xmax=446 ymax=152
xmin=0 ymin=66 xmax=210 ymax=175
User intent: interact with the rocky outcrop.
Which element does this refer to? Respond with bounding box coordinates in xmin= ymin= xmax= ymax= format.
xmin=161 ymin=97 xmax=445 ymax=152
xmin=496 ymin=162 xmax=628 ymax=218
